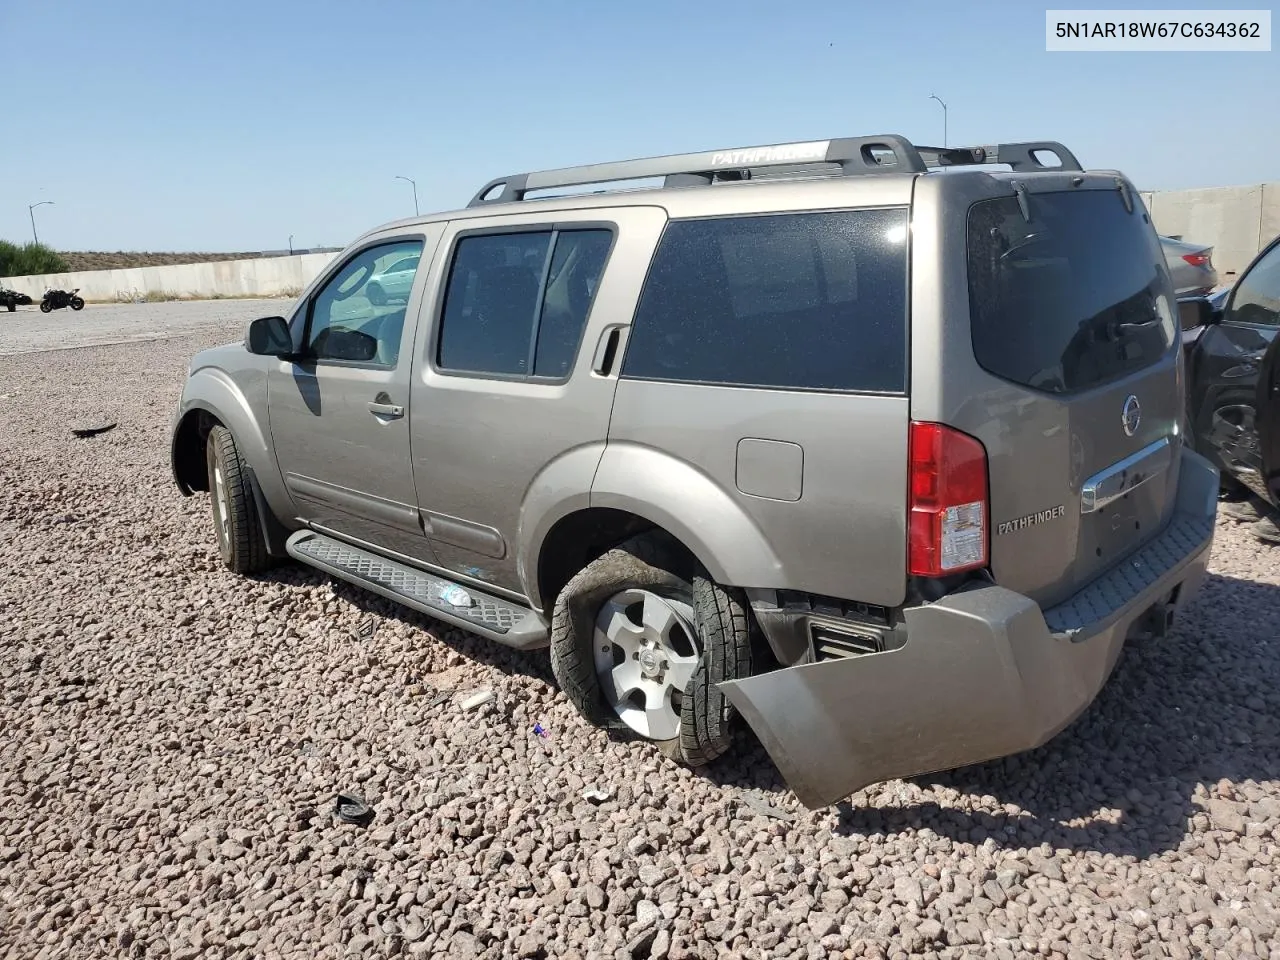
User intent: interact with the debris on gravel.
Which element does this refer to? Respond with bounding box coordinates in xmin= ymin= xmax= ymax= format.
xmin=2 ymin=306 xmax=1279 ymax=959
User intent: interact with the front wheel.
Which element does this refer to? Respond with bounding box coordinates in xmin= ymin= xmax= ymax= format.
xmin=550 ymin=532 xmax=756 ymax=766
xmin=70 ymin=296 xmax=84 ymax=311
xmin=366 ymin=283 xmax=386 ymax=306
xmin=39 ymin=300 xmax=52 ymax=313
xmin=205 ymin=425 xmax=270 ymax=574
xmin=5 ymin=303 xmax=14 ymax=313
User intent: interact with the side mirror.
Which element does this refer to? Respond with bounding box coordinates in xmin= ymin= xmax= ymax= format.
xmin=246 ymin=315 xmax=294 ymax=357
xmin=1177 ymin=296 xmax=1217 ymax=332
xmin=313 ymin=328 xmax=378 ymax=363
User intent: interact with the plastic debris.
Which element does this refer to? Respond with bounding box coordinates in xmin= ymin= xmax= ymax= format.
xmin=350 ymin=619 xmax=376 ymax=643
xmin=333 ymin=792 xmax=374 ymax=826
xmin=426 ymin=688 xmax=454 ymax=708
xmin=738 ymin=792 xmax=795 ymax=822
xmin=460 ymin=689 xmax=494 ymax=711
xmin=70 ymin=421 xmax=117 ymax=438
xmin=532 ymin=723 xmax=550 ymax=738
xmin=582 ymin=786 xmax=613 ymax=804
xmin=440 ymin=585 xmax=474 ymax=608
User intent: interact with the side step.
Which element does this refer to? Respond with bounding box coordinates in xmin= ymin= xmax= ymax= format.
xmin=286 ymin=530 xmax=549 ymax=650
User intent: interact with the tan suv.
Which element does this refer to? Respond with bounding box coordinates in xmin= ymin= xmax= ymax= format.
xmin=171 ymin=133 xmax=1219 ymax=807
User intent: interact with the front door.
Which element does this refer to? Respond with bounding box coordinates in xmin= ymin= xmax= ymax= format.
xmin=1260 ymin=333 xmax=1280 ymax=507
xmin=1188 ymin=238 xmax=1280 ymax=500
xmin=268 ymin=229 xmax=443 ymax=564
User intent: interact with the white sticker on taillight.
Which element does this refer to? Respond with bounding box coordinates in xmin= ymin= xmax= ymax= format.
xmin=941 ymin=501 xmax=985 ymax=571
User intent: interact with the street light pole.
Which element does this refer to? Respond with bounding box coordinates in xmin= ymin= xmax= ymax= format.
xmin=928 ymin=94 xmax=948 ymax=147
xmin=28 ymin=201 xmax=54 ymax=245
xmin=394 ymin=176 xmax=419 ymax=216
xmin=289 ymin=234 xmax=294 ymax=255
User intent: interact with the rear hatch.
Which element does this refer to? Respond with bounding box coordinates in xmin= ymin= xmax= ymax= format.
xmin=960 ymin=182 xmax=1183 ymax=609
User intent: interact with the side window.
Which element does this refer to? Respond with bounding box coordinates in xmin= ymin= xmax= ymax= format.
xmin=307 ymin=239 xmax=424 ymax=367
xmin=437 ymin=228 xmax=613 ymax=378
xmin=621 ymin=210 xmax=908 ymax=393
xmin=1229 ymin=243 xmax=1280 ymax=328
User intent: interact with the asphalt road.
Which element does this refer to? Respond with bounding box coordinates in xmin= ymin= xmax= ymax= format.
xmin=0 ymin=299 xmax=283 ymax=357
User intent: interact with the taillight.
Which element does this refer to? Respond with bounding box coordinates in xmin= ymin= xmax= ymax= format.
xmin=908 ymin=421 xmax=989 ymax=577
xmin=1182 ymin=252 xmax=1212 ymax=268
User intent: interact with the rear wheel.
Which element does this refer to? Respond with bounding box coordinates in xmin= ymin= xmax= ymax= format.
xmin=5 ymin=303 xmax=14 ymax=313
xmin=205 ymin=425 xmax=270 ymax=574
xmin=366 ymin=283 xmax=386 ymax=306
xmin=550 ymin=532 xmax=754 ymax=766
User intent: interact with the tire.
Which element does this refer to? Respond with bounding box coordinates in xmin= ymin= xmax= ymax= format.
xmin=70 ymin=297 xmax=84 ymax=311
xmin=5 ymin=303 xmax=14 ymax=313
xmin=205 ymin=425 xmax=270 ymax=574
xmin=39 ymin=300 xmax=52 ymax=313
xmin=550 ymin=531 xmax=755 ymax=767
xmin=366 ymin=283 xmax=386 ymax=306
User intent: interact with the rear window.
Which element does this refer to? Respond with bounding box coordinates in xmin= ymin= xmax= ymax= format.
xmin=622 ymin=209 xmax=909 ymax=393
xmin=966 ymin=190 xmax=1175 ymax=395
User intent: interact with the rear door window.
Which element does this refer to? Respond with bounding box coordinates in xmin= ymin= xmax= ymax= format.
xmin=436 ymin=228 xmax=613 ymax=378
xmin=622 ymin=209 xmax=909 ymax=393
xmin=966 ymin=190 xmax=1175 ymax=395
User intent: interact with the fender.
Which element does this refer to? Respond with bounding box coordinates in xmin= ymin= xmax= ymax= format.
xmin=590 ymin=442 xmax=785 ymax=590
xmin=515 ymin=442 xmax=609 ymax=608
xmin=172 ymin=364 xmax=294 ymax=524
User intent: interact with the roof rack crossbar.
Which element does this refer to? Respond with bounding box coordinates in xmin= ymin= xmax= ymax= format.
xmin=467 ymin=135 xmax=930 ymax=207
xmin=467 ymin=135 xmax=1083 ymax=207
xmin=913 ymin=141 xmax=1083 ymax=173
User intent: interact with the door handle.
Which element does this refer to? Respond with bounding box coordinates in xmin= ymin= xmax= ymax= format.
xmin=593 ymin=324 xmax=626 ymax=376
xmin=368 ymin=401 xmax=404 ymax=419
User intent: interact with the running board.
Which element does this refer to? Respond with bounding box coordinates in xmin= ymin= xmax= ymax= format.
xmin=286 ymin=530 xmax=549 ymax=650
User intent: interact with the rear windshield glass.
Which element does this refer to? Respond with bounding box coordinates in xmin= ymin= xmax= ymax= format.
xmin=622 ymin=209 xmax=909 ymax=393
xmin=966 ymin=191 xmax=1175 ymax=395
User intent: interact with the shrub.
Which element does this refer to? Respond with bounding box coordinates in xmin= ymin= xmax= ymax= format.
xmin=0 ymin=240 xmax=70 ymax=277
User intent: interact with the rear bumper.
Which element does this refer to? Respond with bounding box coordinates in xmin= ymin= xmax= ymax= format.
xmin=719 ymin=447 xmax=1219 ymax=809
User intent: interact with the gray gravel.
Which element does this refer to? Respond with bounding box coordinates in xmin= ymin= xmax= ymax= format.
xmin=2 ymin=309 xmax=1280 ymax=960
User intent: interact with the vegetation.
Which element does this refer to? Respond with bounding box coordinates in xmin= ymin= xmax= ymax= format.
xmin=0 ymin=240 xmax=70 ymax=278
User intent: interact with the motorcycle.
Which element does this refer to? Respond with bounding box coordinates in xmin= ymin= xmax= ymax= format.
xmin=40 ymin=288 xmax=85 ymax=313
xmin=1 ymin=287 xmax=34 ymax=312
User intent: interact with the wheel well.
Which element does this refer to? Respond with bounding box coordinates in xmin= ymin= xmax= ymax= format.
xmin=172 ymin=409 xmax=223 ymax=494
xmin=536 ymin=508 xmax=695 ymax=612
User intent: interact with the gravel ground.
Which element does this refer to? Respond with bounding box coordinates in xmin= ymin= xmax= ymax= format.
xmin=1 ymin=317 xmax=1279 ymax=960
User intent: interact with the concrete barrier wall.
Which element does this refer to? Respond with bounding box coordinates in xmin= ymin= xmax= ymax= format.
xmin=6 ymin=183 xmax=1280 ymax=300
xmin=4 ymin=252 xmax=340 ymax=302
xmin=1140 ymin=182 xmax=1280 ymax=279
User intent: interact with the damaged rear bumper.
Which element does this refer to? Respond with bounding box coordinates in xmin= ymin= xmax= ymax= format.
xmin=719 ymin=448 xmax=1219 ymax=810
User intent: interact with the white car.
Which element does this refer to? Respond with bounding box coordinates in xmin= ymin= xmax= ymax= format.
xmin=365 ymin=254 xmax=420 ymax=305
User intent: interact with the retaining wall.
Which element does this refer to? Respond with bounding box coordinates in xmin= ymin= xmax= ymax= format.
xmin=6 ymin=182 xmax=1280 ymax=300
xmin=4 ymin=252 xmax=339 ymax=302
xmin=1140 ymin=182 xmax=1280 ymax=279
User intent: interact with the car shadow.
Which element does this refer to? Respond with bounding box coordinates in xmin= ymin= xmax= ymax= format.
xmin=706 ymin=571 xmax=1280 ymax=858
xmin=253 ymin=562 xmax=557 ymax=685
xmin=256 ymin=554 xmax=1279 ymax=858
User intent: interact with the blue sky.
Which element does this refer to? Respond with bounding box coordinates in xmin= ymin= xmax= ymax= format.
xmin=2 ymin=0 xmax=1276 ymax=252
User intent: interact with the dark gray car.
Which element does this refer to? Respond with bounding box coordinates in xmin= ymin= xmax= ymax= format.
xmin=171 ymin=134 xmax=1218 ymax=808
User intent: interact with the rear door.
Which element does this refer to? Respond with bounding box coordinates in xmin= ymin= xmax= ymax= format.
xmin=408 ymin=206 xmax=669 ymax=594
xmin=951 ymin=180 xmax=1184 ymax=608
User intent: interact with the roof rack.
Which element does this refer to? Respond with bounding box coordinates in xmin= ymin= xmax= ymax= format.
xmin=467 ymin=135 xmax=1083 ymax=207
